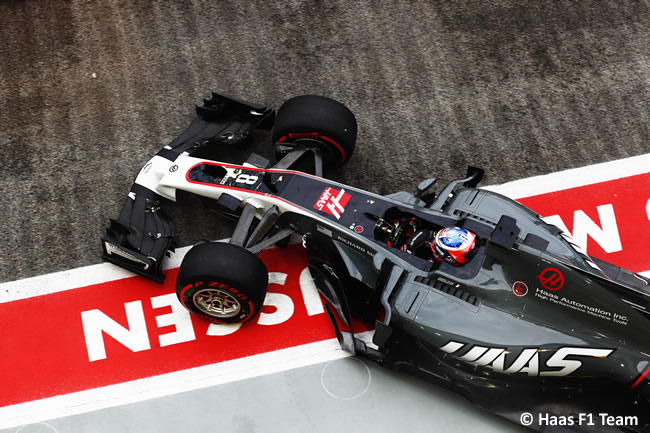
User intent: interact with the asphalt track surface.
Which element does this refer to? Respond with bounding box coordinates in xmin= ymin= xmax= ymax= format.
xmin=1 ymin=2 xmax=648 ymax=432
xmin=1 ymin=0 xmax=648 ymax=283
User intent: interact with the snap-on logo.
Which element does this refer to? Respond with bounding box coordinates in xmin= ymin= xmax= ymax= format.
xmin=314 ymin=187 xmax=351 ymax=220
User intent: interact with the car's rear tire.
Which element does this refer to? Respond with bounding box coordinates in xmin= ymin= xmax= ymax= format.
xmin=176 ymin=242 xmax=268 ymax=324
xmin=272 ymin=95 xmax=357 ymax=167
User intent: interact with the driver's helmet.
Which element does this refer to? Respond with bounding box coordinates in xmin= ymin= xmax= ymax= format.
xmin=432 ymin=227 xmax=477 ymax=265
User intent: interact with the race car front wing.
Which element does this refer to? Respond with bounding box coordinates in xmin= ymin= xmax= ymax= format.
xmin=102 ymin=92 xmax=275 ymax=282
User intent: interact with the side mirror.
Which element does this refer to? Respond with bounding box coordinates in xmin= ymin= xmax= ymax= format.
xmin=416 ymin=177 xmax=437 ymax=198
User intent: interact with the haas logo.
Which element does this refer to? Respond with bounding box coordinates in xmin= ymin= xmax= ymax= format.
xmin=440 ymin=341 xmax=613 ymax=376
xmin=538 ymin=267 xmax=565 ymax=291
xmin=314 ymin=187 xmax=351 ymax=219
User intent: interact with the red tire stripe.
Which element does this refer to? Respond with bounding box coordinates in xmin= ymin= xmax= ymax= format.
xmin=278 ymin=133 xmax=346 ymax=166
xmin=319 ymin=135 xmax=346 ymax=166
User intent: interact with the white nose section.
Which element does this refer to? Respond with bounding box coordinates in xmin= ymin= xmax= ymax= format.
xmin=646 ymin=197 xmax=650 ymax=221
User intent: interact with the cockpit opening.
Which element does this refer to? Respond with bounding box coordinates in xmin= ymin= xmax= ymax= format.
xmin=373 ymin=208 xmax=478 ymax=265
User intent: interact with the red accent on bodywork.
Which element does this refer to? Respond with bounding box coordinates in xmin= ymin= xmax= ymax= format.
xmin=184 ymin=161 xmax=364 ymax=218
xmin=537 ymin=267 xmax=565 ymax=291
xmin=631 ymin=366 xmax=650 ymax=389
xmin=187 ymin=161 xmax=324 ymax=181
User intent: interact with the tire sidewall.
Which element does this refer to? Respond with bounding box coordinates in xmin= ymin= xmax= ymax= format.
xmin=176 ymin=242 xmax=268 ymax=324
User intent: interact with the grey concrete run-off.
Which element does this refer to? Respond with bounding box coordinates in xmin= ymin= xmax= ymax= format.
xmin=1 ymin=1 xmax=648 ymax=282
xmin=0 ymin=358 xmax=529 ymax=433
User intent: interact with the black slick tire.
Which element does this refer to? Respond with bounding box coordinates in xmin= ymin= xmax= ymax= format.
xmin=272 ymin=95 xmax=357 ymax=167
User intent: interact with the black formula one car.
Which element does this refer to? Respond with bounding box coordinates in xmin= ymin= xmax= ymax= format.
xmin=102 ymin=93 xmax=650 ymax=432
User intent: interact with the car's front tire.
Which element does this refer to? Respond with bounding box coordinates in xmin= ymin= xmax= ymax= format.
xmin=176 ymin=242 xmax=268 ymax=324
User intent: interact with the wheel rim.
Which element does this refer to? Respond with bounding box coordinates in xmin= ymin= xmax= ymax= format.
xmin=193 ymin=287 xmax=242 ymax=318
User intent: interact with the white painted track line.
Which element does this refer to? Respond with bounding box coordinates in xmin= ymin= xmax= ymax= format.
xmin=483 ymin=153 xmax=650 ymax=199
xmin=0 ymin=245 xmax=192 ymax=303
